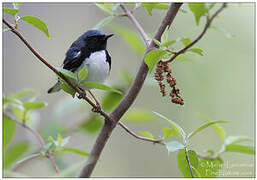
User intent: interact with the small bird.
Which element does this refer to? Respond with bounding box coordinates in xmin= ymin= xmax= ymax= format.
xmin=48 ymin=30 xmax=113 ymax=104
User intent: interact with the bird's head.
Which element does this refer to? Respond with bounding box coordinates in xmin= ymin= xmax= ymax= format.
xmin=82 ymin=30 xmax=113 ymax=52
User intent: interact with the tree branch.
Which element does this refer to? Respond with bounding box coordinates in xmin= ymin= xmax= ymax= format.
xmin=118 ymin=121 xmax=164 ymax=144
xmin=4 ymin=113 xmax=60 ymax=173
xmin=79 ymin=3 xmax=182 ymax=177
xmin=163 ymin=3 xmax=227 ymax=63
xmin=2 ymin=18 xmax=110 ymax=120
xmin=120 ymin=4 xmax=151 ymax=46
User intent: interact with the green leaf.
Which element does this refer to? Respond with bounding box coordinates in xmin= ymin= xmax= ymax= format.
xmin=123 ymin=109 xmax=156 ymax=123
xmin=224 ymin=136 xmax=253 ymax=146
xmin=23 ymin=101 xmax=47 ymax=110
xmin=101 ymin=92 xmax=123 ymax=112
xmin=177 ymin=149 xmax=199 ymax=177
xmin=163 ymin=127 xmax=179 ymax=138
xmin=181 ymin=37 xmax=192 ymax=46
xmin=94 ymin=16 xmax=114 ymax=30
xmin=56 ymin=67 xmax=77 ymax=80
xmin=80 ymin=115 xmax=103 ymax=134
xmin=63 ymin=147 xmax=89 ymax=157
xmin=197 ymin=113 xmax=226 ymax=142
xmin=78 ymin=66 xmax=88 ymax=82
xmin=13 ymin=2 xmax=22 ymax=10
xmin=142 ymin=3 xmax=169 ymax=16
xmin=144 ymin=49 xmax=167 ymax=73
xmin=198 ymin=157 xmax=223 ymax=177
xmin=139 ymin=131 xmax=155 ymax=139
xmin=188 ymin=3 xmax=208 ymax=25
xmin=3 ymin=8 xmax=18 ymax=17
xmin=10 ymin=89 xmax=35 ymax=99
xmin=8 ymin=105 xmax=25 ymax=120
xmin=4 ymin=142 xmax=30 ymax=169
xmin=188 ymin=120 xmax=230 ymax=139
xmin=162 ymin=40 xmax=176 ymax=48
xmin=83 ymin=81 xmax=122 ymax=94
xmin=95 ymin=3 xmax=114 ymax=15
xmin=57 ymin=134 xmax=63 ymax=146
xmin=20 ymin=16 xmax=50 ymax=38
xmin=205 ymin=3 xmax=215 ymax=10
xmin=3 ymin=115 xmax=16 ymax=149
xmin=153 ymin=111 xmax=186 ymax=139
xmin=225 ymin=144 xmax=255 ymax=154
xmin=61 ymin=83 xmax=76 ymax=98
xmin=108 ymin=23 xmax=145 ymax=55
xmin=152 ymin=38 xmax=162 ymax=47
xmin=189 ymin=48 xmax=203 ymax=56
xmin=165 ymin=141 xmax=185 ymax=153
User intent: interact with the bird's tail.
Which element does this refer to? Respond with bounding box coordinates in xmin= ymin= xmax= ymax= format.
xmin=47 ymin=81 xmax=61 ymax=94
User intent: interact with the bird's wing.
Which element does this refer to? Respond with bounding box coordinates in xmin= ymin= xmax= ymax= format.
xmin=63 ymin=47 xmax=84 ymax=72
xmin=105 ymin=50 xmax=111 ymax=71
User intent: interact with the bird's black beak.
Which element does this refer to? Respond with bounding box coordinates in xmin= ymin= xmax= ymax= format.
xmin=105 ymin=34 xmax=114 ymax=40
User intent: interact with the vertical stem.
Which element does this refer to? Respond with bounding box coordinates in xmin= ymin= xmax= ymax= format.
xmin=185 ymin=148 xmax=194 ymax=177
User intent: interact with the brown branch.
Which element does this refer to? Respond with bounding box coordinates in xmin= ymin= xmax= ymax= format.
xmin=163 ymin=3 xmax=227 ymax=63
xmin=2 ymin=18 xmax=110 ymax=121
xmin=79 ymin=3 xmax=182 ymax=177
xmin=4 ymin=113 xmax=60 ymax=173
xmin=118 ymin=121 xmax=165 ymax=145
xmin=120 ymin=4 xmax=151 ymax=46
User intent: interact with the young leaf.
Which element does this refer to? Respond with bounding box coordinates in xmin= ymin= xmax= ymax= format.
xmin=57 ymin=134 xmax=63 ymax=147
xmin=144 ymin=49 xmax=167 ymax=73
xmin=163 ymin=127 xmax=179 ymax=138
xmin=94 ymin=16 xmax=114 ymax=30
xmin=188 ymin=3 xmax=208 ymax=25
xmin=123 ymin=109 xmax=156 ymax=123
xmin=225 ymin=144 xmax=255 ymax=154
xmin=189 ymin=48 xmax=203 ymax=56
xmin=56 ymin=67 xmax=77 ymax=80
xmin=4 ymin=142 xmax=30 ymax=169
xmin=165 ymin=141 xmax=185 ymax=153
xmin=139 ymin=131 xmax=155 ymax=139
xmin=63 ymin=147 xmax=89 ymax=157
xmin=13 ymin=2 xmax=22 ymax=10
xmin=23 ymin=101 xmax=47 ymax=110
xmin=198 ymin=157 xmax=223 ymax=177
xmin=162 ymin=40 xmax=176 ymax=48
xmin=152 ymin=38 xmax=162 ymax=47
xmin=108 ymin=23 xmax=145 ymax=55
xmin=10 ymin=89 xmax=35 ymax=99
xmin=153 ymin=111 xmax=186 ymax=139
xmin=78 ymin=66 xmax=88 ymax=82
xmin=142 ymin=3 xmax=169 ymax=16
xmin=83 ymin=81 xmax=122 ymax=94
xmin=188 ymin=120 xmax=230 ymax=139
xmin=20 ymin=16 xmax=50 ymax=38
xmin=3 ymin=8 xmax=18 ymax=17
xmin=3 ymin=115 xmax=16 ymax=149
xmin=177 ymin=149 xmax=199 ymax=177
xmin=181 ymin=37 xmax=192 ymax=46
xmin=61 ymin=82 xmax=76 ymax=98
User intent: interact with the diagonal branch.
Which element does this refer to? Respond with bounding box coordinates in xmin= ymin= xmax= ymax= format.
xmin=2 ymin=18 xmax=110 ymax=121
xmin=4 ymin=113 xmax=60 ymax=173
xmin=163 ymin=3 xmax=227 ymax=63
xmin=79 ymin=3 xmax=182 ymax=177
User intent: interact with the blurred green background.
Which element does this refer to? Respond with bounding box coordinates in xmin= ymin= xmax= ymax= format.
xmin=3 ymin=2 xmax=255 ymax=177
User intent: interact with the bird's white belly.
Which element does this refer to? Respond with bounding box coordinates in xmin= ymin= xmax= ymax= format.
xmin=75 ymin=50 xmax=110 ymax=89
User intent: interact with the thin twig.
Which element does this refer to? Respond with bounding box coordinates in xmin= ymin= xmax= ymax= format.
xmin=4 ymin=113 xmax=60 ymax=173
xmin=120 ymin=4 xmax=151 ymax=46
xmin=2 ymin=18 xmax=110 ymax=121
xmin=163 ymin=3 xmax=227 ymax=63
xmin=118 ymin=121 xmax=165 ymax=145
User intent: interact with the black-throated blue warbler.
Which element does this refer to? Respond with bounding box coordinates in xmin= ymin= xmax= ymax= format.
xmin=48 ymin=30 xmax=113 ymax=103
